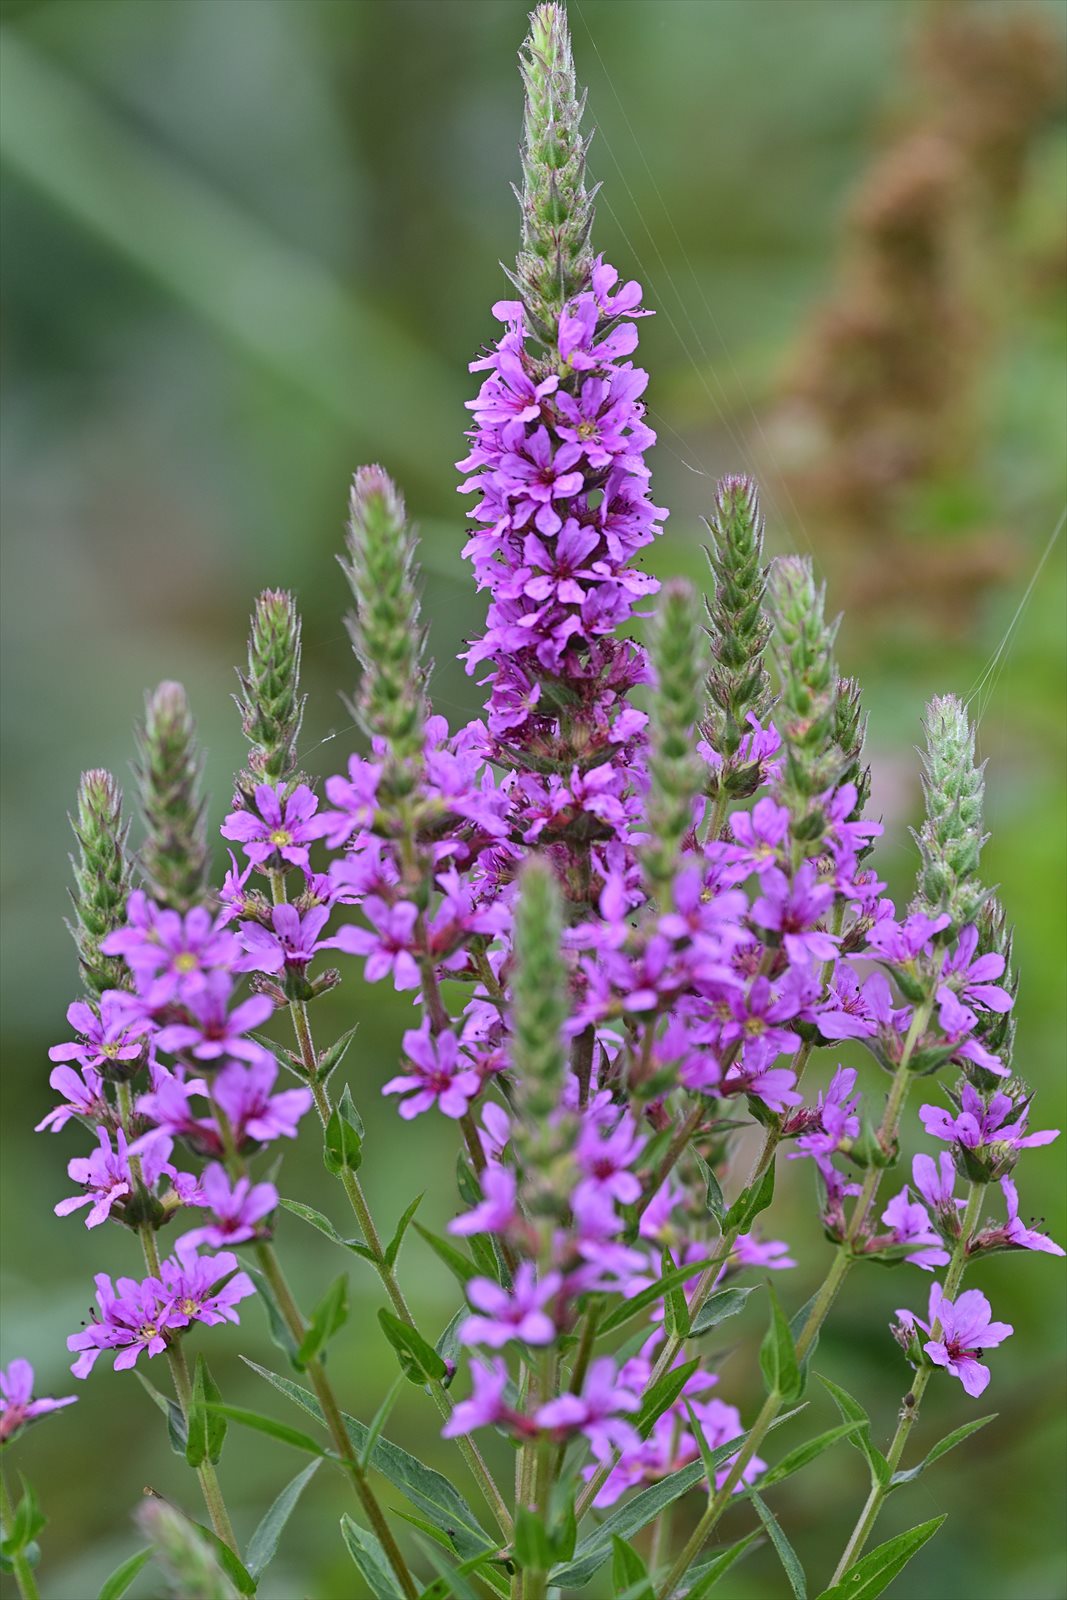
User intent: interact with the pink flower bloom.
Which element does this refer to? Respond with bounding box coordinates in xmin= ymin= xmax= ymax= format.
xmin=35 ymin=1062 xmax=108 ymax=1133
xmin=101 ymin=892 xmax=241 ymax=1002
xmin=534 ymin=1357 xmax=641 ymax=1460
xmin=449 ymin=1165 xmax=518 ymax=1236
xmin=329 ymin=898 xmax=421 ymax=990
xmin=0 ymin=1360 xmax=76 ymax=1441
xmin=235 ymin=903 xmax=331 ymax=976
xmin=441 ymin=1359 xmax=512 ymax=1438
xmin=384 ymin=1027 xmax=482 ymax=1120
xmin=221 ymin=783 xmax=329 ymax=870
xmin=212 ymin=1059 xmax=313 ymax=1145
xmin=49 ymin=994 xmax=149 ymax=1074
xmin=459 ymin=1264 xmax=561 ymax=1349
xmin=152 ymin=971 xmax=274 ymax=1065
xmin=54 ymin=1127 xmax=175 ymax=1229
xmin=180 ymin=1163 xmax=278 ymax=1249
xmin=158 ymin=1238 xmax=255 ymax=1327
xmin=67 ymin=1273 xmax=180 ymax=1377
xmin=898 ymin=1284 xmax=1013 ymax=1398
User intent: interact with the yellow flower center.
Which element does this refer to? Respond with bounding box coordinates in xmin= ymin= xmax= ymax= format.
xmin=174 ymin=952 xmax=199 ymax=973
xmin=269 ymin=828 xmax=293 ymax=847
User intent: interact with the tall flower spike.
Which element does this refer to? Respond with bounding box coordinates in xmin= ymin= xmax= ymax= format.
xmin=234 ymin=588 xmax=306 ymax=796
xmin=770 ymin=555 xmax=842 ymax=841
xmin=701 ymin=475 xmax=773 ymax=790
xmin=137 ymin=1499 xmax=234 ymax=1600
xmin=135 ymin=681 xmax=210 ymax=912
xmin=644 ymin=578 xmax=708 ymax=902
xmin=912 ymin=693 xmax=991 ymax=932
xmin=67 ymin=769 xmax=133 ymax=997
xmin=514 ymin=1 xmax=596 ymax=332
xmin=510 ymin=859 xmax=573 ymax=1214
xmin=833 ymin=674 xmax=873 ymax=836
xmin=342 ymin=466 xmax=429 ymax=797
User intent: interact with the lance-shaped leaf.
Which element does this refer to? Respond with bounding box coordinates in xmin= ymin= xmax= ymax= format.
xmin=751 ymin=1491 xmax=806 ymax=1600
xmin=378 ymin=1309 xmax=448 ymax=1386
xmin=296 ymin=1273 xmax=350 ymax=1369
xmin=245 ymin=1261 xmax=301 ymax=1366
xmin=723 ymin=1161 xmax=776 ymax=1233
xmin=186 ymin=1353 xmax=226 ymax=1468
xmin=760 ymin=1280 xmax=803 ymax=1402
xmin=205 ymin=1403 xmax=327 ymax=1458
xmin=599 ymin=1258 xmax=716 ymax=1336
xmin=611 ymin=1536 xmax=654 ymax=1600
xmin=690 ymin=1286 xmax=755 ymax=1336
xmin=246 ymin=1459 xmax=322 ymax=1580
xmin=242 ymin=1359 xmax=492 ymax=1560
xmin=279 ymin=1198 xmax=377 ymax=1262
xmin=323 ymin=1085 xmax=365 ymax=1175
xmin=96 ymin=1548 xmax=154 ymax=1600
xmin=413 ymin=1222 xmax=479 ymax=1286
xmin=385 ymin=1194 xmax=424 ymax=1270
xmin=683 ymin=1530 xmax=762 ymax=1598
xmin=635 ymin=1358 xmax=700 ymax=1439
xmin=814 ymin=1515 xmax=946 ymax=1600
xmin=340 ymin=1516 xmax=407 ymax=1600
xmin=816 ymin=1374 xmax=890 ymax=1490
xmin=887 ymin=1414 xmax=996 ymax=1491
xmin=134 ymin=1370 xmax=188 ymax=1455
xmin=742 ymin=1422 xmax=865 ymax=1493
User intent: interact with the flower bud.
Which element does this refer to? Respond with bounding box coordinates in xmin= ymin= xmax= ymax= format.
xmin=911 ymin=694 xmax=991 ymax=932
xmin=234 ymin=588 xmax=306 ymax=795
xmin=137 ymin=1498 xmax=236 ymax=1599
xmin=769 ymin=555 xmax=842 ymax=833
xmin=342 ymin=466 xmax=429 ymax=800
xmin=514 ymin=2 xmax=596 ymax=332
xmin=833 ymin=674 xmax=873 ymax=840
xmin=701 ymin=475 xmax=772 ymax=787
xmin=67 ymin=769 xmax=132 ymax=997
xmin=135 ymin=681 xmax=210 ymax=912
xmin=644 ymin=579 xmax=708 ymax=902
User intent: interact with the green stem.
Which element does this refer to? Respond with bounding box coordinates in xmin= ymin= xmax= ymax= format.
xmin=828 ymin=1180 xmax=984 ymax=1584
xmin=655 ymin=1003 xmax=933 ymax=1599
xmin=116 ymin=1082 xmax=239 ymax=1555
xmin=0 ymin=1462 xmax=41 ymax=1600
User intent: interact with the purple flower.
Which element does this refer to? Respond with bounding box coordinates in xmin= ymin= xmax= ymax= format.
xmin=235 ymin=903 xmax=332 ymax=976
xmin=440 ymin=1359 xmax=512 ymax=1438
xmin=575 ymin=1113 xmax=644 ymax=1206
xmin=319 ymin=756 xmax=383 ymax=848
xmin=726 ymin=798 xmax=789 ymax=877
xmin=36 ymin=1062 xmax=108 ymax=1133
xmin=449 ymin=1165 xmax=518 ymax=1237
xmin=866 ymin=911 xmax=951 ymax=965
xmin=751 ymin=864 xmax=838 ymax=964
xmin=152 ymin=971 xmax=274 ymax=1065
xmin=180 ymin=1163 xmax=278 ymax=1248
xmin=912 ymin=1151 xmax=961 ymax=1231
xmin=101 ymin=892 xmax=241 ymax=1002
xmin=384 ymin=1027 xmax=482 ymax=1120
xmin=994 ymin=1177 xmax=1064 ymax=1257
xmin=534 ymin=1357 xmax=641 ymax=1459
xmin=897 ymin=1284 xmax=1012 ymax=1397
xmin=0 ymin=1360 xmax=76 ymax=1441
xmin=459 ymin=1264 xmax=561 ymax=1349
xmin=54 ymin=1127 xmax=174 ymax=1229
xmin=221 ymin=784 xmax=329 ymax=870
xmin=790 ymin=1066 xmax=861 ymax=1167
xmin=329 ymin=898 xmax=421 ymax=990
xmin=49 ymin=994 xmax=149 ymax=1073
xmin=920 ymin=1085 xmax=1059 ymax=1161
xmin=732 ymin=1233 xmax=796 ymax=1271
xmin=879 ymin=1190 xmax=949 ymax=1270
xmin=212 ymin=1059 xmax=313 ymax=1145
xmin=67 ymin=1272 xmax=180 ymax=1376
xmin=939 ymin=926 xmax=1013 ymax=1013
xmin=814 ymin=967 xmax=894 ymax=1042
xmin=158 ymin=1238 xmax=255 ymax=1327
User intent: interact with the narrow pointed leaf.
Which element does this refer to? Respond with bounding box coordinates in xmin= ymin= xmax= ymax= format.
xmin=245 ymin=1261 xmax=301 ymax=1366
xmin=360 ymin=1375 xmax=406 ymax=1471
xmin=246 ymin=1459 xmax=321 ymax=1579
xmin=134 ymin=1370 xmax=188 ymax=1455
xmin=379 ymin=1309 xmax=448 ymax=1386
xmin=723 ymin=1162 xmax=775 ymax=1233
xmin=690 ymin=1286 xmax=754 ymax=1336
xmin=412 ymin=1223 xmax=478 ymax=1286
xmin=760 ymin=1280 xmax=802 ymax=1402
xmin=611 ymin=1536 xmax=653 ymax=1599
xmin=683 ymin=1530 xmax=762 ymax=1597
xmin=385 ymin=1194 xmax=424 ymax=1269
xmin=815 ymin=1515 xmax=946 ymax=1600
xmin=816 ymin=1374 xmax=890 ymax=1490
xmin=187 ymin=1519 xmax=257 ymax=1596
xmin=635 ymin=1358 xmax=699 ymax=1439
xmin=323 ymin=1085 xmax=364 ymax=1175
xmin=186 ymin=1353 xmax=226 ymax=1468
xmin=751 ymin=1491 xmax=806 ymax=1600
xmin=692 ymin=1148 xmax=726 ymax=1225
xmin=743 ymin=1423 xmax=865 ymax=1493
xmin=242 ymin=1359 xmax=492 ymax=1559
xmin=296 ymin=1273 xmax=349 ymax=1368
xmin=96 ymin=1548 xmax=154 ymax=1600
xmin=340 ymin=1515 xmax=406 ymax=1599
xmin=317 ymin=1022 xmax=359 ymax=1084
xmin=205 ymin=1402 xmax=326 ymax=1457
xmin=887 ymin=1415 xmax=996 ymax=1491
xmin=599 ymin=1260 xmax=716 ymax=1337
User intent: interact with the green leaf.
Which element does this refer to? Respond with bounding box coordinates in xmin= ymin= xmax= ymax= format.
xmin=723 ymin=1161 xmax=775 ymax=1233
xmin=760 ymin=1280 xmax=802 ymax=1403
xmin=412 ymin=1223 xmax=479 ymax=1286
xmin=611 ymin=1536 xmax=654 ymax=1600
xmin=323 ymin=1084 xmax=365 ymax=1175
xmin=205 ymin=1402 xmax=326 ymax=1458
xmin=751 ymin=1491 xmax=806 ymax=1600
xmin=360 ymin=1375 xmax=406 ymax=1471
xmin=188 ymin=1518 xmax=257 ymax=1596
xmin=242 ymin=1359 xmax=493 ymax=1560
xmin=96 ymin=1547 xmax=154 ymax=1600
xmin=186 ymin=1353 xmax=226 ymax=1469
xmin=692 ymin=1148 xmax=726 ymax=1225
xmin=279 ymin=1198 xmax=378 ymax=1262
xmin=244 ymin=1262 xmax=301 ymax=1366
xmin=1 ymin=1478 xmax=45 ymax=1558
xmin=514 ymin=1508 xmax=554 ymax=1572
xmin=661 ymin=1247 xmax=690 ymax=1341
xmin=378 ymin=1309 xmax=448 ymax=1386
xmin=317 ymin=1022 xmax=360 ymax=1084
xmin=599 ymin=1259 xmax=716 ymax=1337
xmin=690 ymin=1286 xmax=755 ymax=1336
xmin=415 ymin=1537 xmax=482 ymax=1600
xmin=816 ymin=1375 xmax=890 ymax=1490
xmin=134 ymin=1369 xmax=188 ymax=1455
xmin=635 ymin=1358 xmax=699 ymax=1439
xmin=814 ymin=1515 xmax=946 ymax=1600
xmin=683 ymin=1531 xmax=761 ymax=1597
xmin=887 ymin=1414 xmax=996 ymax=1491
xmin=386 ymin=1194 xmax=425 ymax=1270
xmin=296 ymin=1273 xmax=350 ymax=1369
xmin=246 ymin=1459 xmax=322 ymax=1580
xmin=745 ymin=1423 xmax=865 ymax=1492
xmin=340 ymin=1515 xmax=406 ymax=1599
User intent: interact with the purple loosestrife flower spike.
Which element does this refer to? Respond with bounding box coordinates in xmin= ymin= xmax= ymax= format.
xmin=643 ymin=578 xmax=708 ymax=902
xmin=769 ymin=555 xmax=843 ymax=842
xmin=234 ymin=588 xmax=306 ymax=796
xmin=514 ymin=2 xmax=596 ymax=334
xmin=343 ymin=466 xmax=429 ymax=797
xmin=67 ymin=768 xmax=133 ymax=997
xmin=911 ymin=693 xmax=991 ymax=933
xmin=701 ymin=475 xmax=773 ymax=785
xmin=510 ymin=858 xmax=574 ymax=1215
xmin=135 ymin=680 xmax=210 ymax=912
xmin=137 ymin=1499 xmax=234 ymax=1600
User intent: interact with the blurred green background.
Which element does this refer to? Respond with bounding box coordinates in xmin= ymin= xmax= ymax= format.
xmin=1 ymin=1 xmax=1064 ymax=1597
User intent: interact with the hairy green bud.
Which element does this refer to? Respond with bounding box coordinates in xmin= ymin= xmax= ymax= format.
xmin=343 ymin=466 xmax=429 ymax=798
xmin=137 ymin=1499 xmax=237 ymax=1600
xmin=514 ymin=2 xmax=596 ymax=332
xmin=511 ymin=859 xmax=568 ymax=1119
xmin=911 ymin=693 xmax=991 ymax=931
xmin=136 ymin=680 xmax=210 ymax=912
xmin=67 ymin=769 xmax=132 ymax=997
xmin=770 ymin=555 xmax=842 ymax=838
xmin=234 ymin=588 xmax=306 ymax=795
xmin=701 ymin=475 xmax=773 ymax=791
xmin=644 ymin=579 xmax=708 ymax=900
xmin=833 ymin=674 xmax=873 ymax=840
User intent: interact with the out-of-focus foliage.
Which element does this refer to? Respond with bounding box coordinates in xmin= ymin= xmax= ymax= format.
xmin=1 ymin=3 xmax=1063 ymax=1597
